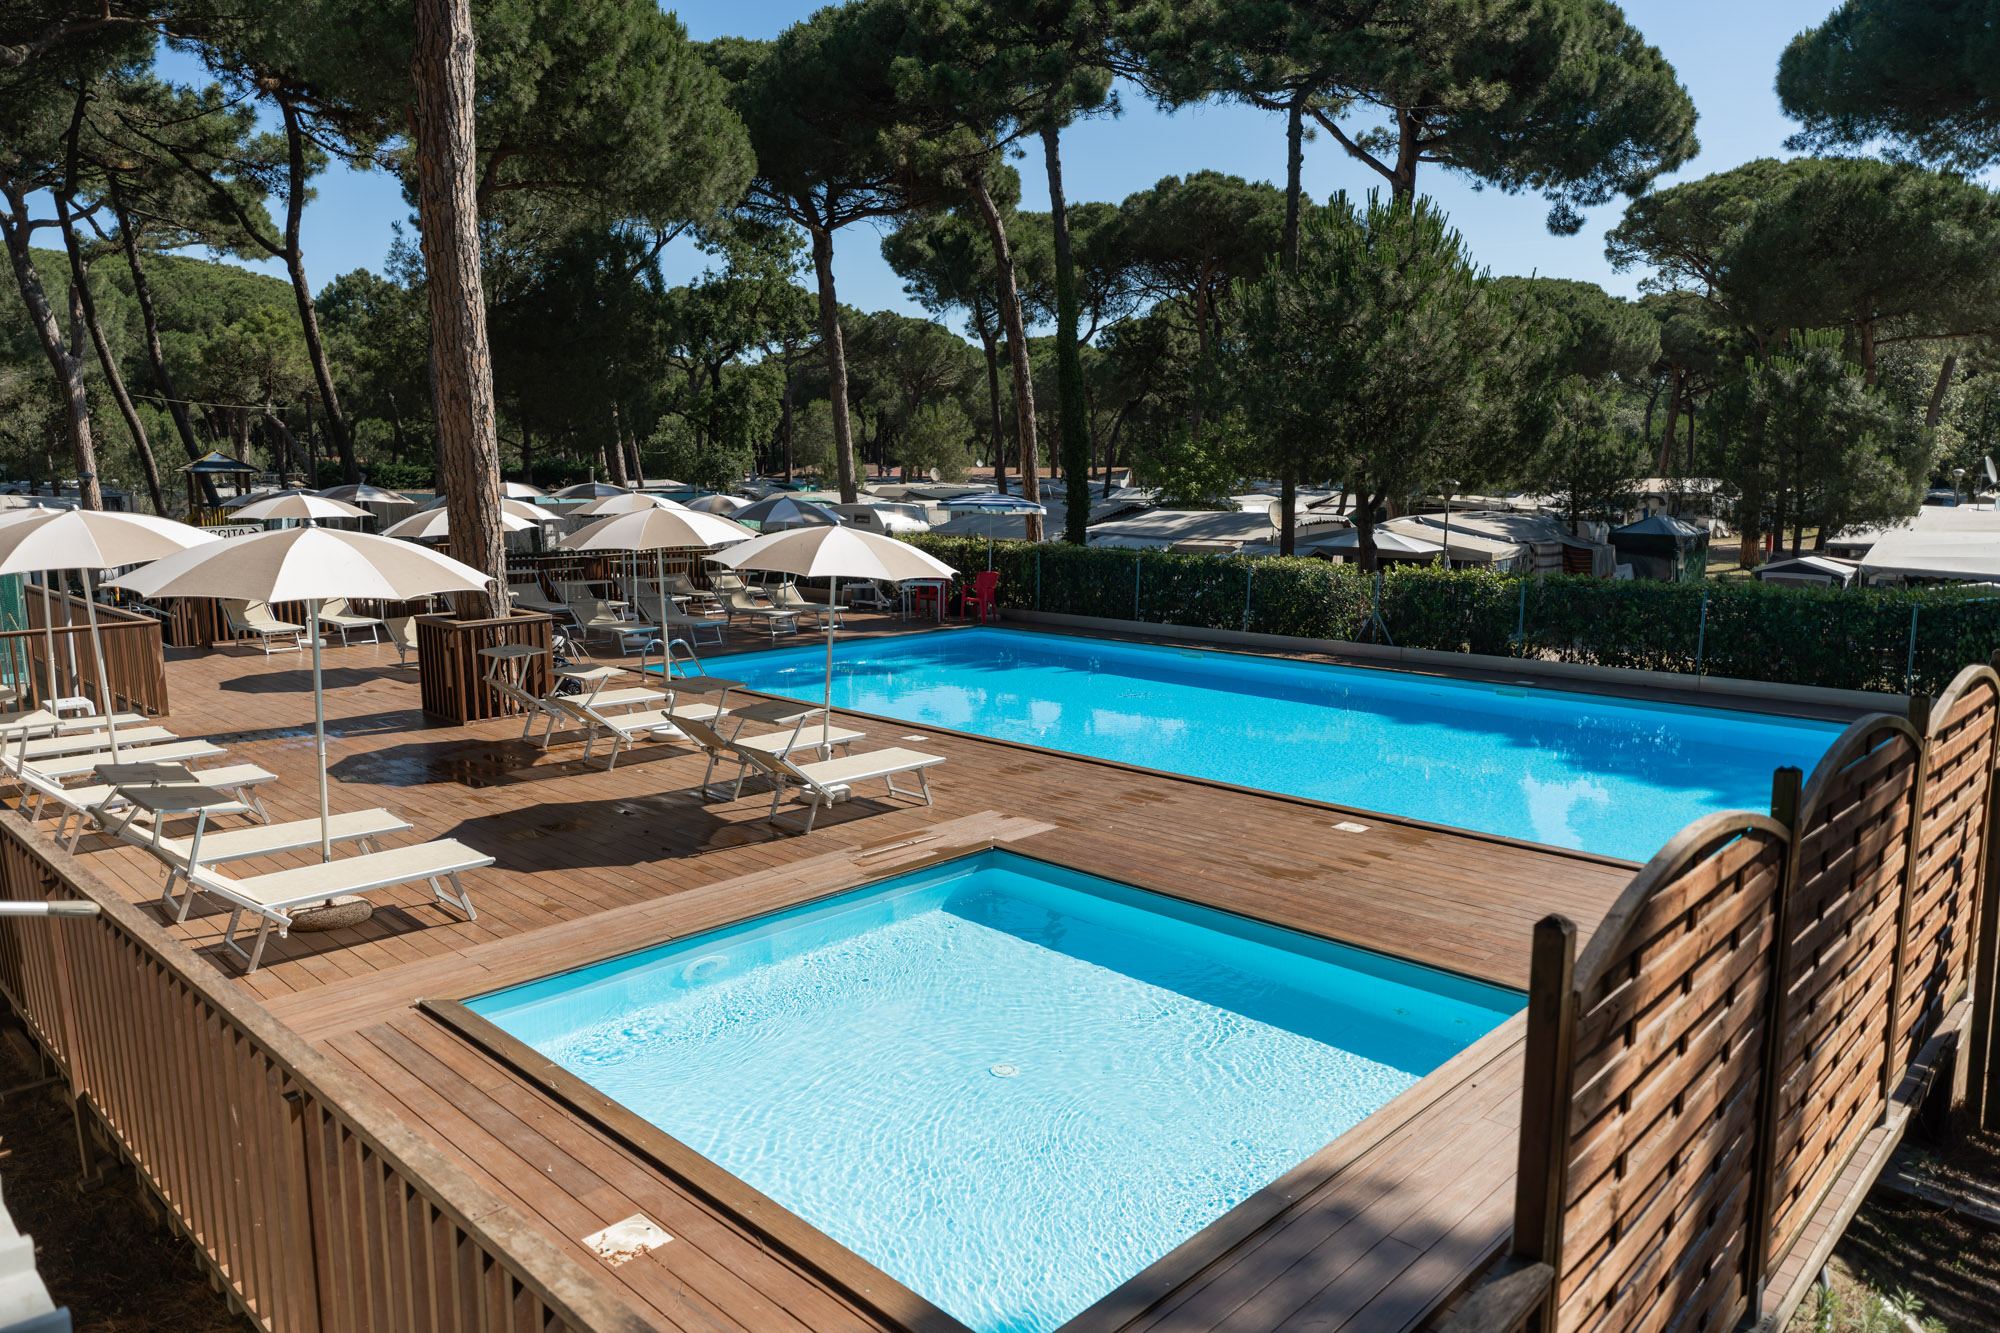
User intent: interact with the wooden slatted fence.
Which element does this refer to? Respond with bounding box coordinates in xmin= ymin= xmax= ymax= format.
xmin=0 ymin=813 xmax=650 ymax=1333
xmin=9 ymin=590 xmax=169 ymax=715
xmin=1489 ymin=661 xmax=2000 ymax=1333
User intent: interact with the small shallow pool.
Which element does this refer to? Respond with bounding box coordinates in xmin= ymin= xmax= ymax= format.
xmin=470 ymin=850 xmax=1520 ymax=1333
xmin=679 ymin=628 xmax=1844 ymax=861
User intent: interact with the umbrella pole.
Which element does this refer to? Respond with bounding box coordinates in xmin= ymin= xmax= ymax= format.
xmin=656 ymin=548 xmax=669 ymax=672
xmin=37 ymin=574 xmax=55 ymax=712
xmin=312 ymin=599 xmax=330 ymax=862
xmin=824 ymin=576 xmax=837 ymax=747
xmin=79 ymin=570 xmax=117 ymax=757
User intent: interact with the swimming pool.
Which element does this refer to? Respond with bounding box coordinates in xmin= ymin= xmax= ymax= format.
xmin=470 ymin=850 xmax=1520 ymax=1333
xmin=680 ymin=628 xmax=1843 ymax=862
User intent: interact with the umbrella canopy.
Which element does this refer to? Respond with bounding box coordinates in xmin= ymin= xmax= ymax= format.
xmin=550 ymin=481 xmax=629 ymax=500
xmin=734 ymin=494 xmax=842 ymax=531
xmin=222 ymin=487 xmax=313 ymax=511
xmin=560 ymin=508 xmax=753 ymax=556
xmin=318 ymin=483 xmax=416 ymax=506
xmin=943 ymin=492 xmax=1047 ymax=515
xmin=686 ymin=493 xmax=748 ymax=515
xmin=112 ymin=528 xmax=491 ymax=863
xmin=0 ymin=509 xmax=218 ymax=574
xmin=714 ymin=528 xmax=954 ymax=738
xmin=232 ymin=493 xmax=372 ymax=523
xmin=113 ymin=526 xmax=490 ymax=604
xmin=713 ymin=525 xmax=953 ymax=582
xmin=382 ymin=499 xmax=548 ymax=540
xmin=570 ymin=492 xmax=688 ymax=517
xmin=0 ymin=510 xmax=219 ymax=755
xmin=560 ymin=508 xmax=754 ymax=660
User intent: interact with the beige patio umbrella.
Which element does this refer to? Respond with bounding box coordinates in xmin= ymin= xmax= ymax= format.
xmin=231 ymin=493 xmax=372 ymax=524
xmin=0 ymin=510 xmax=219 ymax=755
xmin=380 ymin=498 xmax=548 ymax=541
xmin=712 ymin=526 xmax=953 ymax=742
xmin=111 ymin=528 xmax=491 ymax=861
xmin=570 ymin=492 xmax=690 ymax=517
xmin=558 ymin=507 xmax=754 ymax=658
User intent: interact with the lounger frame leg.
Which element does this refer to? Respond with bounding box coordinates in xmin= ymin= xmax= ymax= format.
xmin=429 ymin=873 xmax=477 ymax=921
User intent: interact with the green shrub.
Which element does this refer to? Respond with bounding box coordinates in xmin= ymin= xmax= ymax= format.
xmin=903 ymin=534 xmax=2000 ymax=695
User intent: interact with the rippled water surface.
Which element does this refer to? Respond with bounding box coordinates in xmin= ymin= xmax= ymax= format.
xmin=472 ymin=852 xmax=1522 ymax=1333
xmin=687 ymin=628 xmax=1844 ymax=861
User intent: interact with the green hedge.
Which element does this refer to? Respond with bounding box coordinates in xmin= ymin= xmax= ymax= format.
xmin=907 ymin=535 xmax=2000 ymax=696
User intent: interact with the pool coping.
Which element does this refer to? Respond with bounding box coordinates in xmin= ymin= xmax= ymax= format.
xmin=417 ymin=836 xmax=1532 ymax=1333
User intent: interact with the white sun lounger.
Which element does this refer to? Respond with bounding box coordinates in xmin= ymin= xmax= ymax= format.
xmin=675 ymin=713 xmax=865 ymax=801
xmin=318 ymin=597 xmax=386 ymax=646
xmin=222 ymin=599 xmax=306 ymax=654
xmin=30 ymin=762 xmax=279 ymax=851
xmin=719 ymin=588 xmax=800 ymax=639
xmin=731 ymin=743 xmax=945 ymax=833
xmin=133 ymin=808 xmax=416 ymax=919
xmin=185 ymin=838 xmax=492 ymax=972
xmin=550 ymin=698 xmax=687 ymax=770
xmin=0 ymin=708 xmax=148 ymax=739
xmin=10 ymin=726 xmax=176 ymax=763
xmin=25 ymin=739 xmax=227 ymax=782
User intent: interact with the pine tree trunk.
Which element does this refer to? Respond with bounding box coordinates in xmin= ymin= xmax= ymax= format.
xmin=413 ymin=0 xmax=504 ymax=618
xmin=1042 ymin=123 xmax=1091 ymax=545
xmin=779 ymin=344 xmax=795 ymax=482
xmin=604 ymin=404 xmax=629 ymax=487
xmin=1926 ymin=354 xmax=1958 ymax=429
xmin=1282 ymin=95 xmax=1305 ymax=270
xmin=57 ymin=197 xmax=166 ymax=515
xmin=278 ymin=101 xmax=361 ymax=485
xmin=1656 ymin=371 xmax=1682 ymax=476
xmin=981 ymin=321 xmax=1006 ymax=495
xmin=111 ymin=187 xmax=215 ymax=506
xmin=807 ymin=224 xmax=859 ymax=503
xmin=1 ymin=184 xmax=101 ymax=509
xmin=967 ymin=169 xmax=1041 ymax=541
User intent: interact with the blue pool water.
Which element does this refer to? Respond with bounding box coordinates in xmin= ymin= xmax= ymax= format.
xmin=471 ymin=850 xmax=1521 ymax=1333
xmin=679 ymin=628 xmax=1843 ymax=861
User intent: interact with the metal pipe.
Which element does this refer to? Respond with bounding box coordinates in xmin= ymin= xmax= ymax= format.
xmin=0 ymin=901 xmax=99 ymax=917
xmin=312 ymin=598 xmax=330 ymax=861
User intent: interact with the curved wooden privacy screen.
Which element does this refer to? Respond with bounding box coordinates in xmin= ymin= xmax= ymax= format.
xmin=1489 ymin=663 xmax=2000 ymax=1333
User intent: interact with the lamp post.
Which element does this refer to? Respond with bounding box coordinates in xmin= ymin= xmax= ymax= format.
xmin=1439 ymin=480 xmax=1459 ymax=569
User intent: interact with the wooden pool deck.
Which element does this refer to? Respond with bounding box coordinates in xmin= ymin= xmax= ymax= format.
xmin=42 ymin=614 xmax=1689 ymax=1333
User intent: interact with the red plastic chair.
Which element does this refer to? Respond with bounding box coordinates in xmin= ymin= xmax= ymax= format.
xmin=955 ymin=570 xmax=1000 ymax=623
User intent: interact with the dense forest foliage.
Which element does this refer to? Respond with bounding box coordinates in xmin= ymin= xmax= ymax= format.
xmin=4 ymin=0 xmax=1998 ymax=562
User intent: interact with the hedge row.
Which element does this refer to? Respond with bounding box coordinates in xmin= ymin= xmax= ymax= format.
xmin=908 ymin=535 xmax=2000 ymax=696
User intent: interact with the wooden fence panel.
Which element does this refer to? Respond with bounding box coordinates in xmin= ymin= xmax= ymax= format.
xmin=0 ymin=815 xmax=645 ymax=1333
xmin=9 ymin=591 xmax=169 ymax=716
xmin=1903 ymin=667 xmax=2000 ymax=1067
xmin=1541 ymin=814 xmax=1788 ymax=1333
xmin=1766 ymin=718 xmax=1921 ymax=1273
xmin=414 ymin=612 xmax=555 ymax=724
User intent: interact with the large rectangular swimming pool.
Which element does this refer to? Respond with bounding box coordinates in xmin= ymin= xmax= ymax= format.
xmin=470 ymin=850 xmax=1521 ymax=1333
xmin=678 ymin=628 xmax=1843 ymax=861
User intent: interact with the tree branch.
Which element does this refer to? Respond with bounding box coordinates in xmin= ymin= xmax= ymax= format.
xmin=1307 ymin=108 xmax=1398 ymax=187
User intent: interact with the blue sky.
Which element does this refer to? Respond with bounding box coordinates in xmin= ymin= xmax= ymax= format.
xmin=173 ymin=0 xmax=1845 ymax=318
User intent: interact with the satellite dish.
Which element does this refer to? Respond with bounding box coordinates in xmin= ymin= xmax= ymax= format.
xmin=1985 ymin=455 xmax=1996 ymax=485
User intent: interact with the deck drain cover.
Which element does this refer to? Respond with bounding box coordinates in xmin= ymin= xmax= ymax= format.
xmin=990 ymin=1063 xmax=1020 ymax=1078
xmin=1331 ymin=821 xmax=1370 ymax=833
